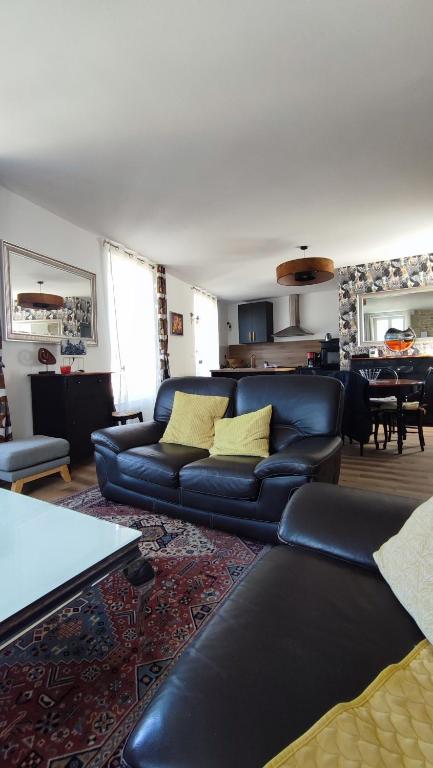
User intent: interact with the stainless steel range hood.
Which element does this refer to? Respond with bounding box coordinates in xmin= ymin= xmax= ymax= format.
xmin=273 ymin=294 xmax=313 ymax=337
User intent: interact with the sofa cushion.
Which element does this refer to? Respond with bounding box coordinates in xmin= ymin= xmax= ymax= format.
xmin=0 ymin=435 xmax=69 ymax=471
xmin=235 ymin=375 xmax=344 ymax=452
xmin=160 ymin=391 xmax=229 ymax=449
xmin=374 ymin=495 xmax=433 ymax=644
xmin=154 ymin=376 xmax=237 ymax=424
xmin=118 ymin=444 xmax=209 ymax=488
xmin=210 ymin=405 xmax=272 ymax=458
xmin=180 ymin=455 xmax=260 ymax=500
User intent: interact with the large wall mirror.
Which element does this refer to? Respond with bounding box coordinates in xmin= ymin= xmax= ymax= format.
xmin=358 ymin=286 xmax=433 ymax=344
xmin=1 ymin=242 xmax=98 ymax=345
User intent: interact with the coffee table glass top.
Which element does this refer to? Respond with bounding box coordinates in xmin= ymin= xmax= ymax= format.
xmin=0 ymin=488 xmax=141 ymax=624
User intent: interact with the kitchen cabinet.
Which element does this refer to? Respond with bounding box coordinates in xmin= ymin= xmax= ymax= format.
xmin=238 ymin=301 xmax=274 ymax=344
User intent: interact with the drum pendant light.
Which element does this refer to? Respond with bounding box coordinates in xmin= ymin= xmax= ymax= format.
xmin=276 ymin=245 xmax=334 ymax=286
xmin=17 ymin=280 xmax=64 ymax=310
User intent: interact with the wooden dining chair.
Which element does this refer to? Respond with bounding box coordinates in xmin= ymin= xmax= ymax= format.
xmin=377 ymin=367 xmax=433 ymax=452
xmin=370 ymin=368 xmax=398 ymax=448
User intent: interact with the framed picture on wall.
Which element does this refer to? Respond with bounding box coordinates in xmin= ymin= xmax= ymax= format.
xmin=170 ymin=312 xmax=184 ymax=336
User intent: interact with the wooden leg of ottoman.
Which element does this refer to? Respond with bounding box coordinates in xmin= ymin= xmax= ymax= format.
xmin=10 ymin=463 xmax=71 ymax=493
xmin=60 ymin=464 xmax=72 ymax=483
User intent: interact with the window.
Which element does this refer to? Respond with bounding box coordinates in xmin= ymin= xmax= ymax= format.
xmin=193 ymin=289 xmax=219 ymax=376
xmin=105 ymin=242 xmax=158 ymax=419
xmin=372 ymin=314 xmax=406 ymax=341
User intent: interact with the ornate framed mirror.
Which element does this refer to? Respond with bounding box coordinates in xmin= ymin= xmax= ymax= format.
xmin=357 ymin=285 xmax=433 ymax=345
xmin=1 ymin=242 xmax=98 ymax=345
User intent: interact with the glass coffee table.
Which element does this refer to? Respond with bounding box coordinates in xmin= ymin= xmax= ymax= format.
xmin=0 ymin=488 xmax=154 ymax=648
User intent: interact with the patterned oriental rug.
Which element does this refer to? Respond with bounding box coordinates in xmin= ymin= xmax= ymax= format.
xmin=0 ymin=488 xmax=268 ymax=768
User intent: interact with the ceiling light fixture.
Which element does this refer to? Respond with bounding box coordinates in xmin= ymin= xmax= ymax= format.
xmin=276 ymin=245 xmax=334 ymax=286
xmin=17 ymin=280 xmax=64 ymax=310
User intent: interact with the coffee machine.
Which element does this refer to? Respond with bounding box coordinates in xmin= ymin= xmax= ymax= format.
xmin=306 ymin=335 xmax=340 ymax=370
xmin=320 ymin=336 xmax=340 ymax=369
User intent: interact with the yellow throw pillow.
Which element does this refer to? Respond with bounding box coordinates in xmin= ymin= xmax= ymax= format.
xmin=160 ymin=391 xmax=229 ymax=450
xmin=373 ymin=495 xmax=433 ymax=644
xmin=210 ymin=405 xmax=272 ymax=458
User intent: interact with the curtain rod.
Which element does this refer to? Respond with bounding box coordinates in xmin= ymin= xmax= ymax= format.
xmin=191 ymin=285 xmax=217 ymax=300
xmin=103 ymin=238 xmax=157 ymax=269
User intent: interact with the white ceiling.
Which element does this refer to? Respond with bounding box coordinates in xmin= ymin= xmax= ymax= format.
xmin=1 ymin=0 xmax=433 ymax=301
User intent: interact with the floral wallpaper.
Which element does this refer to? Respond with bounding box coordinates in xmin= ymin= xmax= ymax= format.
xmin=13 ymin=296 xmax=92 ymax=338
xmin=338 ymin=253 xmax=433 ymax=366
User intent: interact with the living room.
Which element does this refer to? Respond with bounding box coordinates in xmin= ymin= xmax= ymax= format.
xmin=1 ymin=1 xmax=433 ymax=767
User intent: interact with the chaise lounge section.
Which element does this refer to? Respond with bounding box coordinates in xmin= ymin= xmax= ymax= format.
xmin=92 ymin=375 xmax=344 ymax=542
xmin=122 ymin=483 xmax=422 ymax=768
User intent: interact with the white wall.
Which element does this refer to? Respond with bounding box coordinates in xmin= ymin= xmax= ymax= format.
xmin=0 ymin=186 xmax=197 ymax=437
xmin=165 ymin=273 xmax=196 ymax=377
xmin=0 ymin=186 xmax=111 ymax=438
xmin=224 ymin=289 xmax=339 ymax=346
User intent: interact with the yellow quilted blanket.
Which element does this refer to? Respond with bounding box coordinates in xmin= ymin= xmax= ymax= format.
xmin=265 ymin=640 xmax=433 ymax=767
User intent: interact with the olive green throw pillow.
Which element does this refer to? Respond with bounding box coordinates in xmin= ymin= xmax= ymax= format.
xmin=160 ymin=391 xmax=230 ymax=450
xmin=210 ymin=404 xmax=272 ymax=457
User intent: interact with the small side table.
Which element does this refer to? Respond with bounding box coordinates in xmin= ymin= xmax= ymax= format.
xmin=112 ymin=410 xmax=143 ymax=426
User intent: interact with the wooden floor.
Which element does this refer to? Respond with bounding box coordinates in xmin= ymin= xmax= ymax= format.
xmin=340 ymin=425 xmax=433 ymax=500
xmin=0 ymin=459 xmax=98 ymax=502
xmin=4 ymin=427 xmax=433 ymax=503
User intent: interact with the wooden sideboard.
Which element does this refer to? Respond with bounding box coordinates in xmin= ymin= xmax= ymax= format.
xmin=30 ymin=373 xmax=114 ymax=460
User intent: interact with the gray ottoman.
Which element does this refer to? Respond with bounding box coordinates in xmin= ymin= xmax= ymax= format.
xmin=0 ymin=436 xmax=71 ymax=493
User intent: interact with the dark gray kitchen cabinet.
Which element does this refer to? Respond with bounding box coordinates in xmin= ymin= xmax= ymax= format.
xmin=238 ymin=301 xmax=274 ymax=344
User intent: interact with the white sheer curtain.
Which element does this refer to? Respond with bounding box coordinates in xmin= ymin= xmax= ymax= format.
xmin=193 ymin=288 xmax=219 ymax=376
xmin=105 ymin=242 xmax=158 ymax=420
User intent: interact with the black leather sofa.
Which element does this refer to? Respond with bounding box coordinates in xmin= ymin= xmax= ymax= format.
xmin=123 ymin=483 xmax=422 ymax=768
xmin=92 ymin=375 xmax=343 ymax=542
xmin=298 ymin=368 xmax=373 ymax=453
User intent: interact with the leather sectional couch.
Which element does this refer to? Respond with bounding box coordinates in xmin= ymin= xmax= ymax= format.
xmin=92 ymin=375 xmax=344 ymax=542
xmin=122 ymin=483 xmax=422 ymax=768
xmin=298 ymin=368 xmax=374 ymax=453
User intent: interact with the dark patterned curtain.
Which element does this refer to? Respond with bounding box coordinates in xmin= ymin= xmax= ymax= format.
xmin=157 ymin=265 xmax=170 ymax=381
xmin=0 ymin=318 xmax=12 ymax=441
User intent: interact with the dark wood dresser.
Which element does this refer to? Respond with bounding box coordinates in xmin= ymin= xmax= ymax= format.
xmin=30 ymin=373 xmax=114 ymax=460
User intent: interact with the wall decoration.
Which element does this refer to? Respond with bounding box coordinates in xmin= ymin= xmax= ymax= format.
xmin=38 ymin=347 xmax=57 ymax=375
xmin=3 ymin=241 xmax=97 ymax=345
xmin=157 ymin=265 xmax=170 ymax=380
xmin=61 ymin=339 xmax=87 ymax=372
xmin=61 ymin=339 xmax=87 ymax=356
xmin=170 ymin=311 xmax=184 ymax=336
xmin=338 ymin=253 xmax=433 ymax=366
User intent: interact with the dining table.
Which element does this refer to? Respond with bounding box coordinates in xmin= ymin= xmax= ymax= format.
xmin=369 ymin=378 xmax=424 ymax=454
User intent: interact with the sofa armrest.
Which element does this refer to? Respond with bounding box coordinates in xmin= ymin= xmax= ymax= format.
xmin=278 ymin=483 xmax=419 ymax=570
xmin=255 ymin=436 xmax=342 ymax=479
xmin=91 ymin=421 xmax=165 ymax=454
